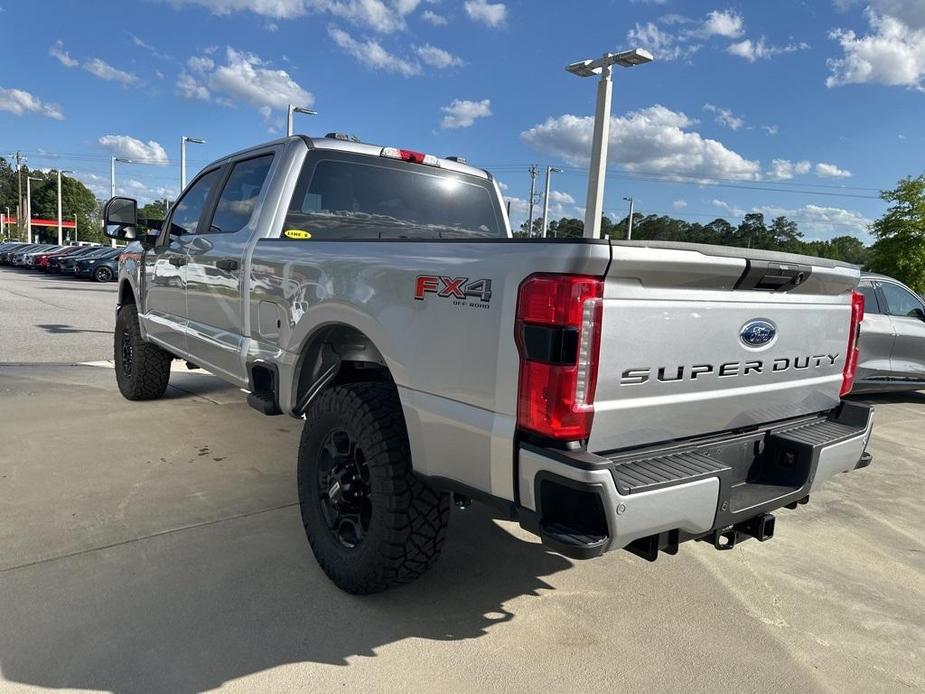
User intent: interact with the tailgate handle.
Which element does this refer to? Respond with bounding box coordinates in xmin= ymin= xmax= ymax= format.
xmin=735 ymin=260 xmax=811 ymax=292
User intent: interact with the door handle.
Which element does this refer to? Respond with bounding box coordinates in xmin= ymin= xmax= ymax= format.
xmin=216 ymin=258 xmax=240 ymax=271
xmin=168 ymin=256 xmax=188 ymax=267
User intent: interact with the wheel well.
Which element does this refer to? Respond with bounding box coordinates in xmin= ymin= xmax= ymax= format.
xmin=294 ymin=324 xmax=392 ymax=413
xmin=118 ymin=281 xmax=136 ymax=306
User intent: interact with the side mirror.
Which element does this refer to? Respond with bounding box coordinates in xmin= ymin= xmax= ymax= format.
xmin=910 ymin=307 xmax=925 ymax=322
xmin=103 ymin=197 xmax=139 ymax=240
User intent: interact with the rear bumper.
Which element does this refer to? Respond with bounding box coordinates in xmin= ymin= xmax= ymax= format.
xmin=517 ymin=401 xmax=874 ymax=560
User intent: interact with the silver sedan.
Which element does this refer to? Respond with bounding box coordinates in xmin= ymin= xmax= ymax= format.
xmin=853 ymin=272 xmax=925 ymax=393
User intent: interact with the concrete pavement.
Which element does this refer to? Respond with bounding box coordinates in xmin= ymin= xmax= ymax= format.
xmin=0 ymin=362 xmax=922 ymax=693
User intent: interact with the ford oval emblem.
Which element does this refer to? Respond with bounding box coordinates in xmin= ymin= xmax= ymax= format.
xmin=740 ymin=319 xmax=776 ymax=347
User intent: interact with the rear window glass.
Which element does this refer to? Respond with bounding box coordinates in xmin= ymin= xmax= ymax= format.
xmin=283 ymin=155 xmax=503 ymax=239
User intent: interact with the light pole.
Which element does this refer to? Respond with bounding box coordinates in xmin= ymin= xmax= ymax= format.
xmin=110 ymin=156 xmax=134 ymax=247
xmin=1 ymin=206 xmax=7 ymax=239
xmin=73 ymin=213 xmax=78 ymax=244
xmin=287 ymin=104 xmax=317 ymax=136
xmin=623 ymin=196 xmax=635 ymax=240
xmin=541 ymin=166 xmax=562 ymax=238
xmin=26 ymin=176 xmax=43 ymax=243
xmin=566 ymin=48 xmax=653 ymax=239
xmin=56 ymin=169 xmax=73 ymax=245
xmin=180 ymin=136 xmax=205 ymax=190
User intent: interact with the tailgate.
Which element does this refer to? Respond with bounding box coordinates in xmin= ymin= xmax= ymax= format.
xmin=588 ymin=242 xmax=860 ymax=453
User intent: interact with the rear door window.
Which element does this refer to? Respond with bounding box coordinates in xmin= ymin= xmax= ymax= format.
xmin=284 ymin=154 xmax=503 ymax=239
xmin=208 ymin=154 xmax=274 ymax=234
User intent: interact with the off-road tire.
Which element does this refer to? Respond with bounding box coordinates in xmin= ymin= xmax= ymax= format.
xmin=114 ymin=303 xmax=172 ymax=401
xmin=298 ymin=383 xmax=450 ymax=594
xmin=94 ymin=266 xmax=113 ymax=282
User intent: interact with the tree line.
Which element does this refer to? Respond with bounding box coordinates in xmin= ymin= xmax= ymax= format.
xmin=517 ymin=173 xmax=925 ymax=293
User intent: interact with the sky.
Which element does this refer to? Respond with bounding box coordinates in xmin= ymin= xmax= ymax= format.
xmin=1 ymin=0 xmax=924 ymax=241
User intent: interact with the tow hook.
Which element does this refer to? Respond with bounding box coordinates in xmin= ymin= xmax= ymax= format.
xmin=709 ymin=513 xmax=776 ymax=550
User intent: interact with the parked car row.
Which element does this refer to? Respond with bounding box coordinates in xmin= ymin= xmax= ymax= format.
xmin=0 ymin=242 xmax=123 ymax=282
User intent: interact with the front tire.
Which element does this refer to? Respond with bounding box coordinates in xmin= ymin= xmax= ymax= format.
xmin=114 ymin=303 xmax=172 ymax=400
xmin=95 ymin=266 xmax=113 ymax=282
xmin=298 ymin=383 xmax=450 ymax=594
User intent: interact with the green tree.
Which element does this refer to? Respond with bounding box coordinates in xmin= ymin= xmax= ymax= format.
xmin=547 ymin=217 xmax=584 ymax=238
xmin=139 ymin=198 xmax=171 ymax=220
xmin=30 ymin=172 xmax=101 ymax=244
xmin=867 ymin=175 xmax=925 ymax=292
xmin=769 ymin=216 xmax=802 ymax=251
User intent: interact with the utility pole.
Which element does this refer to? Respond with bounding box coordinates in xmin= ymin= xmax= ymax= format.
xmin=623 ymin=196 xmax=635 ymax=240
xmin=527 ymin=164 xmax=538 ymax=237
xmin=541 ymin=166 xmax=562 ymax=238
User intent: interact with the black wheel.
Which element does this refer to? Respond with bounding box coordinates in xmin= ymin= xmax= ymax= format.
xmin=113 ymin=303 xmax=172 ymax=400
xmin=298 ymin=383 xmax=450 ymax=594
xmin=94 ymin=266 xmax=113 ymax=282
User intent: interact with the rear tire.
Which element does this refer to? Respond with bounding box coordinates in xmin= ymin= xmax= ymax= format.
xmin=298 ymin=382 xmax=450 ymax=594
xmin=114 ymin=303 xmax=172 ymax=400
xmin=94 ymin=266 xmax=113 ymax=282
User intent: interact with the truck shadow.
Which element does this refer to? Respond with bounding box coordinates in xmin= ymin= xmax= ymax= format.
xmin=849 ymin=390 xmax=925 ymax=405
xmin=0 ymin=505 xmax=571 ymax=694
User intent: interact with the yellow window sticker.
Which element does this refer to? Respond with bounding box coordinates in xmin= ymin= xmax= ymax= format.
xmin=284 ymin=229 xmax=312 ymax=240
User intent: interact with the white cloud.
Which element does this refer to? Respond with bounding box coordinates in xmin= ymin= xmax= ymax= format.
xmin=727 ymin=37 xmax=809 ymax=61
xmin=627 ymin=21 xmax=701 ymax=61
xmin=548 ymin=190 xmax=574 ymax=204
xmin=83 ymin=57 xmax=140 ymax=86
xmin=98 ymin=135 xmax=169 ymax=166
xmin=440 ymin=98 xmax=491 ymax=128
xmin=0 ymin=87 xmax=64 ymax=120
xmin=521 ymin=105 xmax=761 ymax=181
xmin=758 ymin=204 xmax=872 ymax=239
xmin=328 ymin=26 xmax=421 ymax=75
xmin=815 ymin=162 xmax=852 ymax=177
xmin=414 ymin=43 xmax=463 ymax=68
xmin=166 ymin=0 xmax=413 ymax=33
xmin=673 ymin=199 xmax=688 ymax=209
xmin=711 ymin=199 xmax=746 ymax=217
xmin=178 ymin=46 xmax=314 ymax=114
xmin=827 ymin=9 xmax=925 ymax=89
xmin=699 ymin=9 xmax=744 ymax=38
xmin=703 ymin=103 xmax=744 ymax=130
xmin=128 ymin=33 xmax=172 ymax=60
xmin=627 ymin=9 xmax=743 ymax=61
xmin=421 ymin=9 xmax=446 ymax=25
xmin=464 ymin=0 xmax=506 ymax=27
xmin=766 ymin=159 xmax=811 ymax=180
xmin=50 ymin=41 xmax=140 ymax=86
xmin=761 ymin=124 xmax=779 ymax=135
xmin=49 ymin=40 xmax=78 ymax=67
xmin=80 ymin=171 xmax=177 ymax=204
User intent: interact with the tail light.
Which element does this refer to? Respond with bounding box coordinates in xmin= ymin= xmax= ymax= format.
xmin=515 ymin=273 xmax=604 ymax=440
xmin=840 ymin=289 xmax=865 ymax=397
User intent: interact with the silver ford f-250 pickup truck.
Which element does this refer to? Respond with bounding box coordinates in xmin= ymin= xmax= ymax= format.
xmin=105 ymin=134 xmax=873 ymax=594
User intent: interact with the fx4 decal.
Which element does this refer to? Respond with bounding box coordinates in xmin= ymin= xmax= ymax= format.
xmin=415 ymin=275 xmax=493 ymax=304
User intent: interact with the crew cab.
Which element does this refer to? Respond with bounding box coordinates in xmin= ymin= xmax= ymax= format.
xmin=104 ymin=134 xmax=874 ymax=593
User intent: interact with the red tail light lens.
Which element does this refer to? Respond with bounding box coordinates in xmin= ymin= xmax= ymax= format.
xmin=840 ymin=289 xmax=865 ymax=397
xmin=515 ymin=274 xmax=604 ymax=440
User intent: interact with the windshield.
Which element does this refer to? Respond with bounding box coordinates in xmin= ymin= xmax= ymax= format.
xmin=283 ymin=154 xmax=504 ymax=239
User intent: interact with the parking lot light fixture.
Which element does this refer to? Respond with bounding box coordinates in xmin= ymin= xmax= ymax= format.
xmin=57 ymin=169 xmax=74 ymax=246
xmin=26 ymin=176 xmax=43 ymax=243
xmin=566 ymin=48 xmax=653 ymax=239
xmin=180 ymin=136 xmax=206 ymax=190
xmin=287 ymin=104 xmax=318 ymax=137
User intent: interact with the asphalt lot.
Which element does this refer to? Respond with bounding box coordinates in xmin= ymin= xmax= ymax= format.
xmin=0 ymin=268 xmax=923 ymax=694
